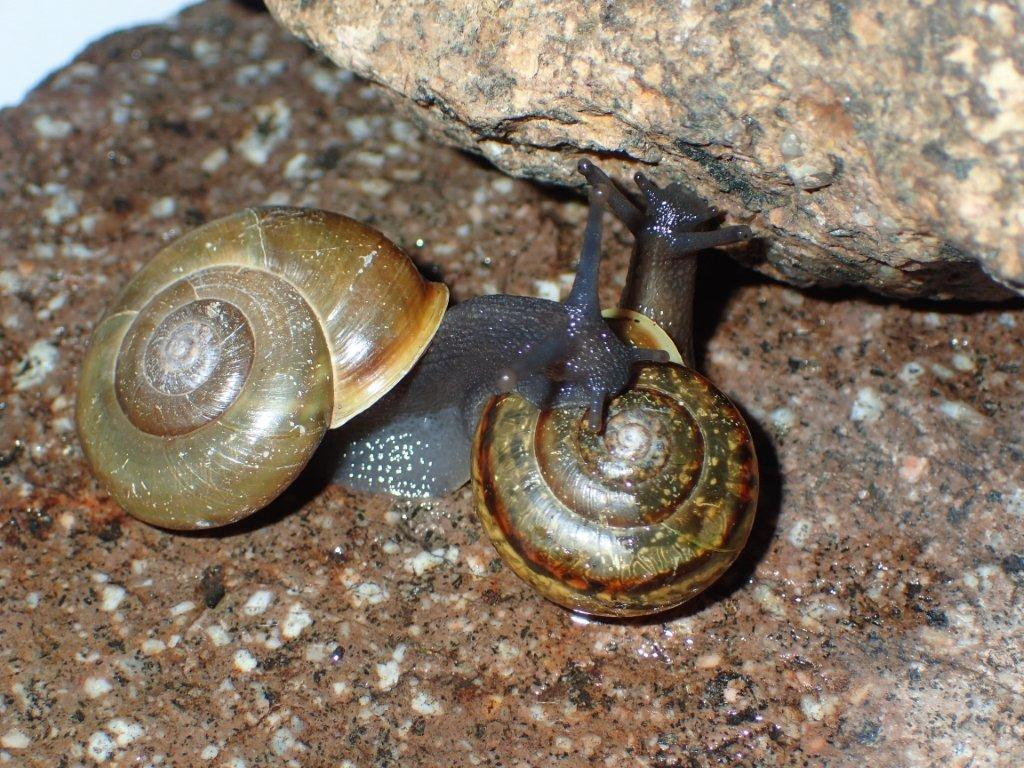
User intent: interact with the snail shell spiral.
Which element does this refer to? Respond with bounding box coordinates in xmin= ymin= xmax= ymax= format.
xmin=469 ymin=162 xmax=759 ymax=618
xmin=76 ymin=207 xmax=447 ymax=529
xmin=473 ymin=358 xmax=757 ymax=618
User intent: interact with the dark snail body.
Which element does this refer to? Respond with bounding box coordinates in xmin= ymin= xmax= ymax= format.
xmin=326 ymin=296 xmax=616 ymax=498
xmin=329 ymin=191 xmax=662 ymax=498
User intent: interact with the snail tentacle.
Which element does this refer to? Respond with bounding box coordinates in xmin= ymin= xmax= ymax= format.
xmin=564 ymin=189 xmax=607 ymax=312
xmin=577 ymin=159 xmax=643 ymax=234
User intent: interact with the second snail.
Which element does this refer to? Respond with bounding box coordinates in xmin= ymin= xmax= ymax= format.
xmin=76 ymin=161 xmax=758 ymax=617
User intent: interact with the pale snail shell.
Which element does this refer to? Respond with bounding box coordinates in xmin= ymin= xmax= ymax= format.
xmin=76 ymin=207 xmax=447 ymax=529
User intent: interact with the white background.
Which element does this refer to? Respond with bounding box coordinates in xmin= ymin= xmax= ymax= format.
xmin=1 ymin=1 xmax=192 ymax=108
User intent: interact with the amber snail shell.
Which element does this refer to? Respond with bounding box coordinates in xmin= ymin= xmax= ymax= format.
xmin=472 ymin=315 xmax=757 ymax=617
xmin=76 ymin=207 xmax=447 ymax=529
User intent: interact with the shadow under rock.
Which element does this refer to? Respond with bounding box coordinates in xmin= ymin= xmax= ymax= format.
xmin=231 ymin=0 xmax=269 ymax=13
xmin=690 ymin=241 xmax=773 ymax=371
xmin=693 ymin=234 xmax=1023 ymax=336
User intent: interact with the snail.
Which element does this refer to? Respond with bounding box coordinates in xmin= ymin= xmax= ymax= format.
xmin=76 ymin=162 xmax=757 ymax=617
xmin=76 ymin=207 xmax=448 ymax=528
xmin=330 ymin=161 xmax=758 ymax=617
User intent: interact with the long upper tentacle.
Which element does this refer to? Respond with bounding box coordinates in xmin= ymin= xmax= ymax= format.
xmin=577 ymin=159 xmax=643 ymax=234
xmin=565 ymin=188 xmax=607 ymax=314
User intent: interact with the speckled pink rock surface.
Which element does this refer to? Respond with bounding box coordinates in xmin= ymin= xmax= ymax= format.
xmin=1 ymin=3 xmax=1023 ymax=766
xmin=266 ymin=0 xmax=1024 ymax=302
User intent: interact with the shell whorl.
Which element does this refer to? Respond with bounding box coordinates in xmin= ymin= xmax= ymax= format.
xmin=472 ymin=363 xmax=757 ymax=617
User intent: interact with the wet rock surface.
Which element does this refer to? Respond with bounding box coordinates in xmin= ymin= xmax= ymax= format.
xmin=267 ymin=0 xmax=1024 ymax=302
xmin=1 ymin=2 xmax=1023 ymax=765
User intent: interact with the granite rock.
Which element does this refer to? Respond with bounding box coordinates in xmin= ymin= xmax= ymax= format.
xmin=266 ymin=0 xmax=1024 ymax=301
xmin=1 ymin=2 xmax=1023 ymax=766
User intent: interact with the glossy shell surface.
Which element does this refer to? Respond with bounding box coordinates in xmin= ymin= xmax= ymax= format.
xmin=76 ymin=207 xmax=447 ymax=529
xmin=473 ymin=363 xmax=757 ymax=617
xmin=601 ymin=308 xmax=683 ymax=365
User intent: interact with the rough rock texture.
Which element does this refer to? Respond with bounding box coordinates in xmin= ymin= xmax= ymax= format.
xmin=1 ymin=2 xmax=1023 ymax=766
xmin=266 ymin=0 xmax=1024 ymax=302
